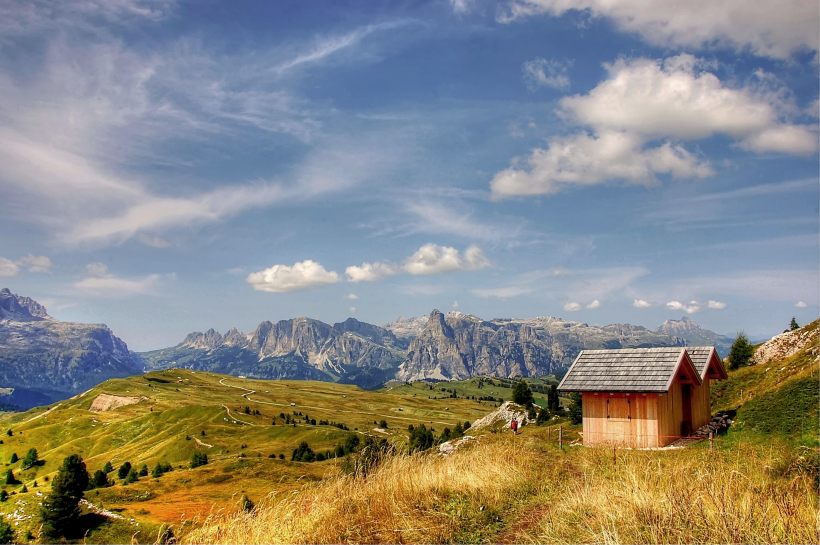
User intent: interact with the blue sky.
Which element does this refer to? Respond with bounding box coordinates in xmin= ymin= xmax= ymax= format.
xmin=0 ymin=0 xmax=817 ymax=351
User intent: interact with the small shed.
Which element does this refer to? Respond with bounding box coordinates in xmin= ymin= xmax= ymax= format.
xmin=558 ymin=347 xmax=727 ymax=448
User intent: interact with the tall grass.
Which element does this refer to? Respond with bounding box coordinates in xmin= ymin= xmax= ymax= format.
xmin=183 ymin=430 xmax=818 ymax=544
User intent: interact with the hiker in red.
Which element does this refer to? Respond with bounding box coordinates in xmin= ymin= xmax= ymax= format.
xmin=511 ymin=419 xmax=518 ymax=435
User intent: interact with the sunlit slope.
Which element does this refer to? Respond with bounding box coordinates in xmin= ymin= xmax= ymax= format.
xmin=711 ymin=319 xmax=819 ymax=442
xmin=0 ymin=370 xmax=490 ymax=527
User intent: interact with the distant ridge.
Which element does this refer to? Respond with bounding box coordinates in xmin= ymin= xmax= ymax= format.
xmin=654 ymin=316 xmax=735 ymax=357
xmin=0 ymin=288 xmax=144 ymax=409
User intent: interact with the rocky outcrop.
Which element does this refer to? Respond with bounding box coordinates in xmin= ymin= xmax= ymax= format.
xmin=470 ymin=401 xmax=533 ymax=431
xmin=0 ymin=288 xmax=145 ymax=409
xmin=397 ymin=310 xmax=686 ymax=381
xmin=750 ymin=322 xmax=819 ymax=366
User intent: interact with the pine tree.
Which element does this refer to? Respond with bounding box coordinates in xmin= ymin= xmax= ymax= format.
xmin=151 ymin=463 xmax=163 ymax=478
xmin=117 ymin=462 xmax=132 ymax=480
xmin=790 ymin=317 xmax=800 ymax=331
xmin=4 ymin=470 xmax=17 ymax=485
xmin=511 ymin=381 xmax=534 ymax=407
xmin=103 ymin=461 xmax=113 ymax=473
xmin=190 ymin=452 xmax=208 ymax=469
xmin=123 ymin=468 xmax=138 ymax=484
xmin=728 ymin=332 xmax=754 ymax=370
xmin=89 ymin=470 xmax=109 ymax=489
xmin=21 ymin=448 xmax=38 ymax=470
xmin=40 ymin=454 xmax=89 ymax=539
xmin=8 ymin=453 xmax=17 ymax=464
xmin=548 ymin=385 xmax=560 ymax=412
xmin=568 ymin=392 xmax=583 ymax=425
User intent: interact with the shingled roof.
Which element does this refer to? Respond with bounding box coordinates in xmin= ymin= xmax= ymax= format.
xmin=557 ymin=347 xmax=702 ymax=393
xmin=685 ymin=346 xmax=729 ymax=380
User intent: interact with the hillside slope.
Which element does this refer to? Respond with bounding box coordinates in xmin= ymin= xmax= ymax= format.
xmin=0 ymin=288 xmax=144 ymax=408
xmin=0 ymin=369 xmax=490 ymax=536
xmin=711 ymin=319 xmax=819 ymax=442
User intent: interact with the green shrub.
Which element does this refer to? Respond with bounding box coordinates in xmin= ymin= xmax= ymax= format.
xmin=512 ymin=381 xmax=534 ymax=407
xmin=138 ymin=464 xmax=148 ymax=477
xmin=123 ymin=468 xmax=138 ymax=484
xmin=8 ymin=453 xmax=16 ymax=464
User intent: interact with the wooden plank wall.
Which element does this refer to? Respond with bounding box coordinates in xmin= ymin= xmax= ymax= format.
xmin=691 ymin=377 xmax=712 ymax=430
xmin=656 ymin=380 xmax=682 ymax=446
xmin=581 ymin=393 xmax=659 ymax=448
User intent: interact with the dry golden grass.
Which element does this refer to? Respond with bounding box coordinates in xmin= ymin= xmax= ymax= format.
xmin=183 ymin=429 xmax=819 ymax=544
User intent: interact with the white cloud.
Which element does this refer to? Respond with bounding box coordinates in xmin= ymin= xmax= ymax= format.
xmin=17 ymin=254 xmax=52 ymax=273
xmin=666 ymin=300 xmax=702 ymax=314
xmin=633 ymin=299 xmax=652 ymax=308
xmin=707 ymin=300 xmax=727 ymax=309
xmin=345 ymin=261 xmax=401 ymax=283
xmin=0 ymin=258 xmax=20 ymax=277
xmin=492 ymin=131 xmax=713 ymax=197
xmin=403 ymin=244 xmax=491 ymax=276
xmin=497 ymin=0 xmax=819 ymax=60
xmin=795 ymin=301 xmax=808 ymax=308
xmin=274 ymin=22 xmax=405 ymax=74
xmin=349 ymin=307 xmax=356 ymax=313
xmin=491 ymin=55 xmax=816 ymax=198
xmin=246 ymin=260 xmax=340 ymax=293
xmin=85 ymin=263 xmax=109 ymax=277
xmin=452 ymin=300 xmax=459 ymax=310
xmin=559 ymin=56 xmax=816 ymax=152
xmin=586 ymin=299 xmax=600 ymax=309
xmin=564 ymin=302 xmax=582 ymax=312
xmin=74 ymin=274 xmax=161 ymax=298
xmin=345 ymin=293 xmax=358 ymax=300
xmin=138 ymin=234 xmax=171 ymax=248
xmin=523 ymin=58 xmax=571 ymax=90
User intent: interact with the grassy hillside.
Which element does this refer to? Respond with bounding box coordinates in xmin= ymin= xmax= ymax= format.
xmin=711 ymin=319 xmax=819 ymax=445
xmin=186 ymin=424 xmax=818 ymax=544
xmin=380 ymin=375 xmax=566 ymax=408
xmin=0 ymin=370 xmax=492 ymax=543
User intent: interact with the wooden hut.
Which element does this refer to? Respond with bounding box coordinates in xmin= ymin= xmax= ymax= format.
xmin=558 ymin=347 xmax=728 ymax=448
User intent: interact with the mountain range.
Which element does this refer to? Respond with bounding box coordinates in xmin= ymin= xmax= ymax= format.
xmin=0 ymin=287 xmax=738 ymax=406
xmin=0 ymin=288 xmax=144 ymax=408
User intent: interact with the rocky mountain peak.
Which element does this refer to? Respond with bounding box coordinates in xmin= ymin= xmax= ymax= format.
xmin=655 ymin=316 xmax=704 ymax=335
xmin=383 ymin=315 xmax=428 ymax=341
xmin=0 ymin=288 xmax=51 ymax=321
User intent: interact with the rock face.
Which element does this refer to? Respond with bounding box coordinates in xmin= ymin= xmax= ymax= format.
xmin=750 ymin=322 xmax=819 ymax=366
xmin=0 ymin=288 xmax=145 ymax=409
xmin=655 ymin=316 xmax=735 ymax=357
xmin=383 ymin=316 xmax=429 ymax=342
xmin=139 ymin=317 xmax=408 ymax=389
xmin=397 ymin=310 xmax=686 ymax=381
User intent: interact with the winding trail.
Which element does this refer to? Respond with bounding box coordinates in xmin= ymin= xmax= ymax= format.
xmin=218 ymin=378 xmax=458 ymax=426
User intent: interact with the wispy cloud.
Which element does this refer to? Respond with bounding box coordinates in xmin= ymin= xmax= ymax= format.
xmin=274 ymin=22 xmax=409 ymax=74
